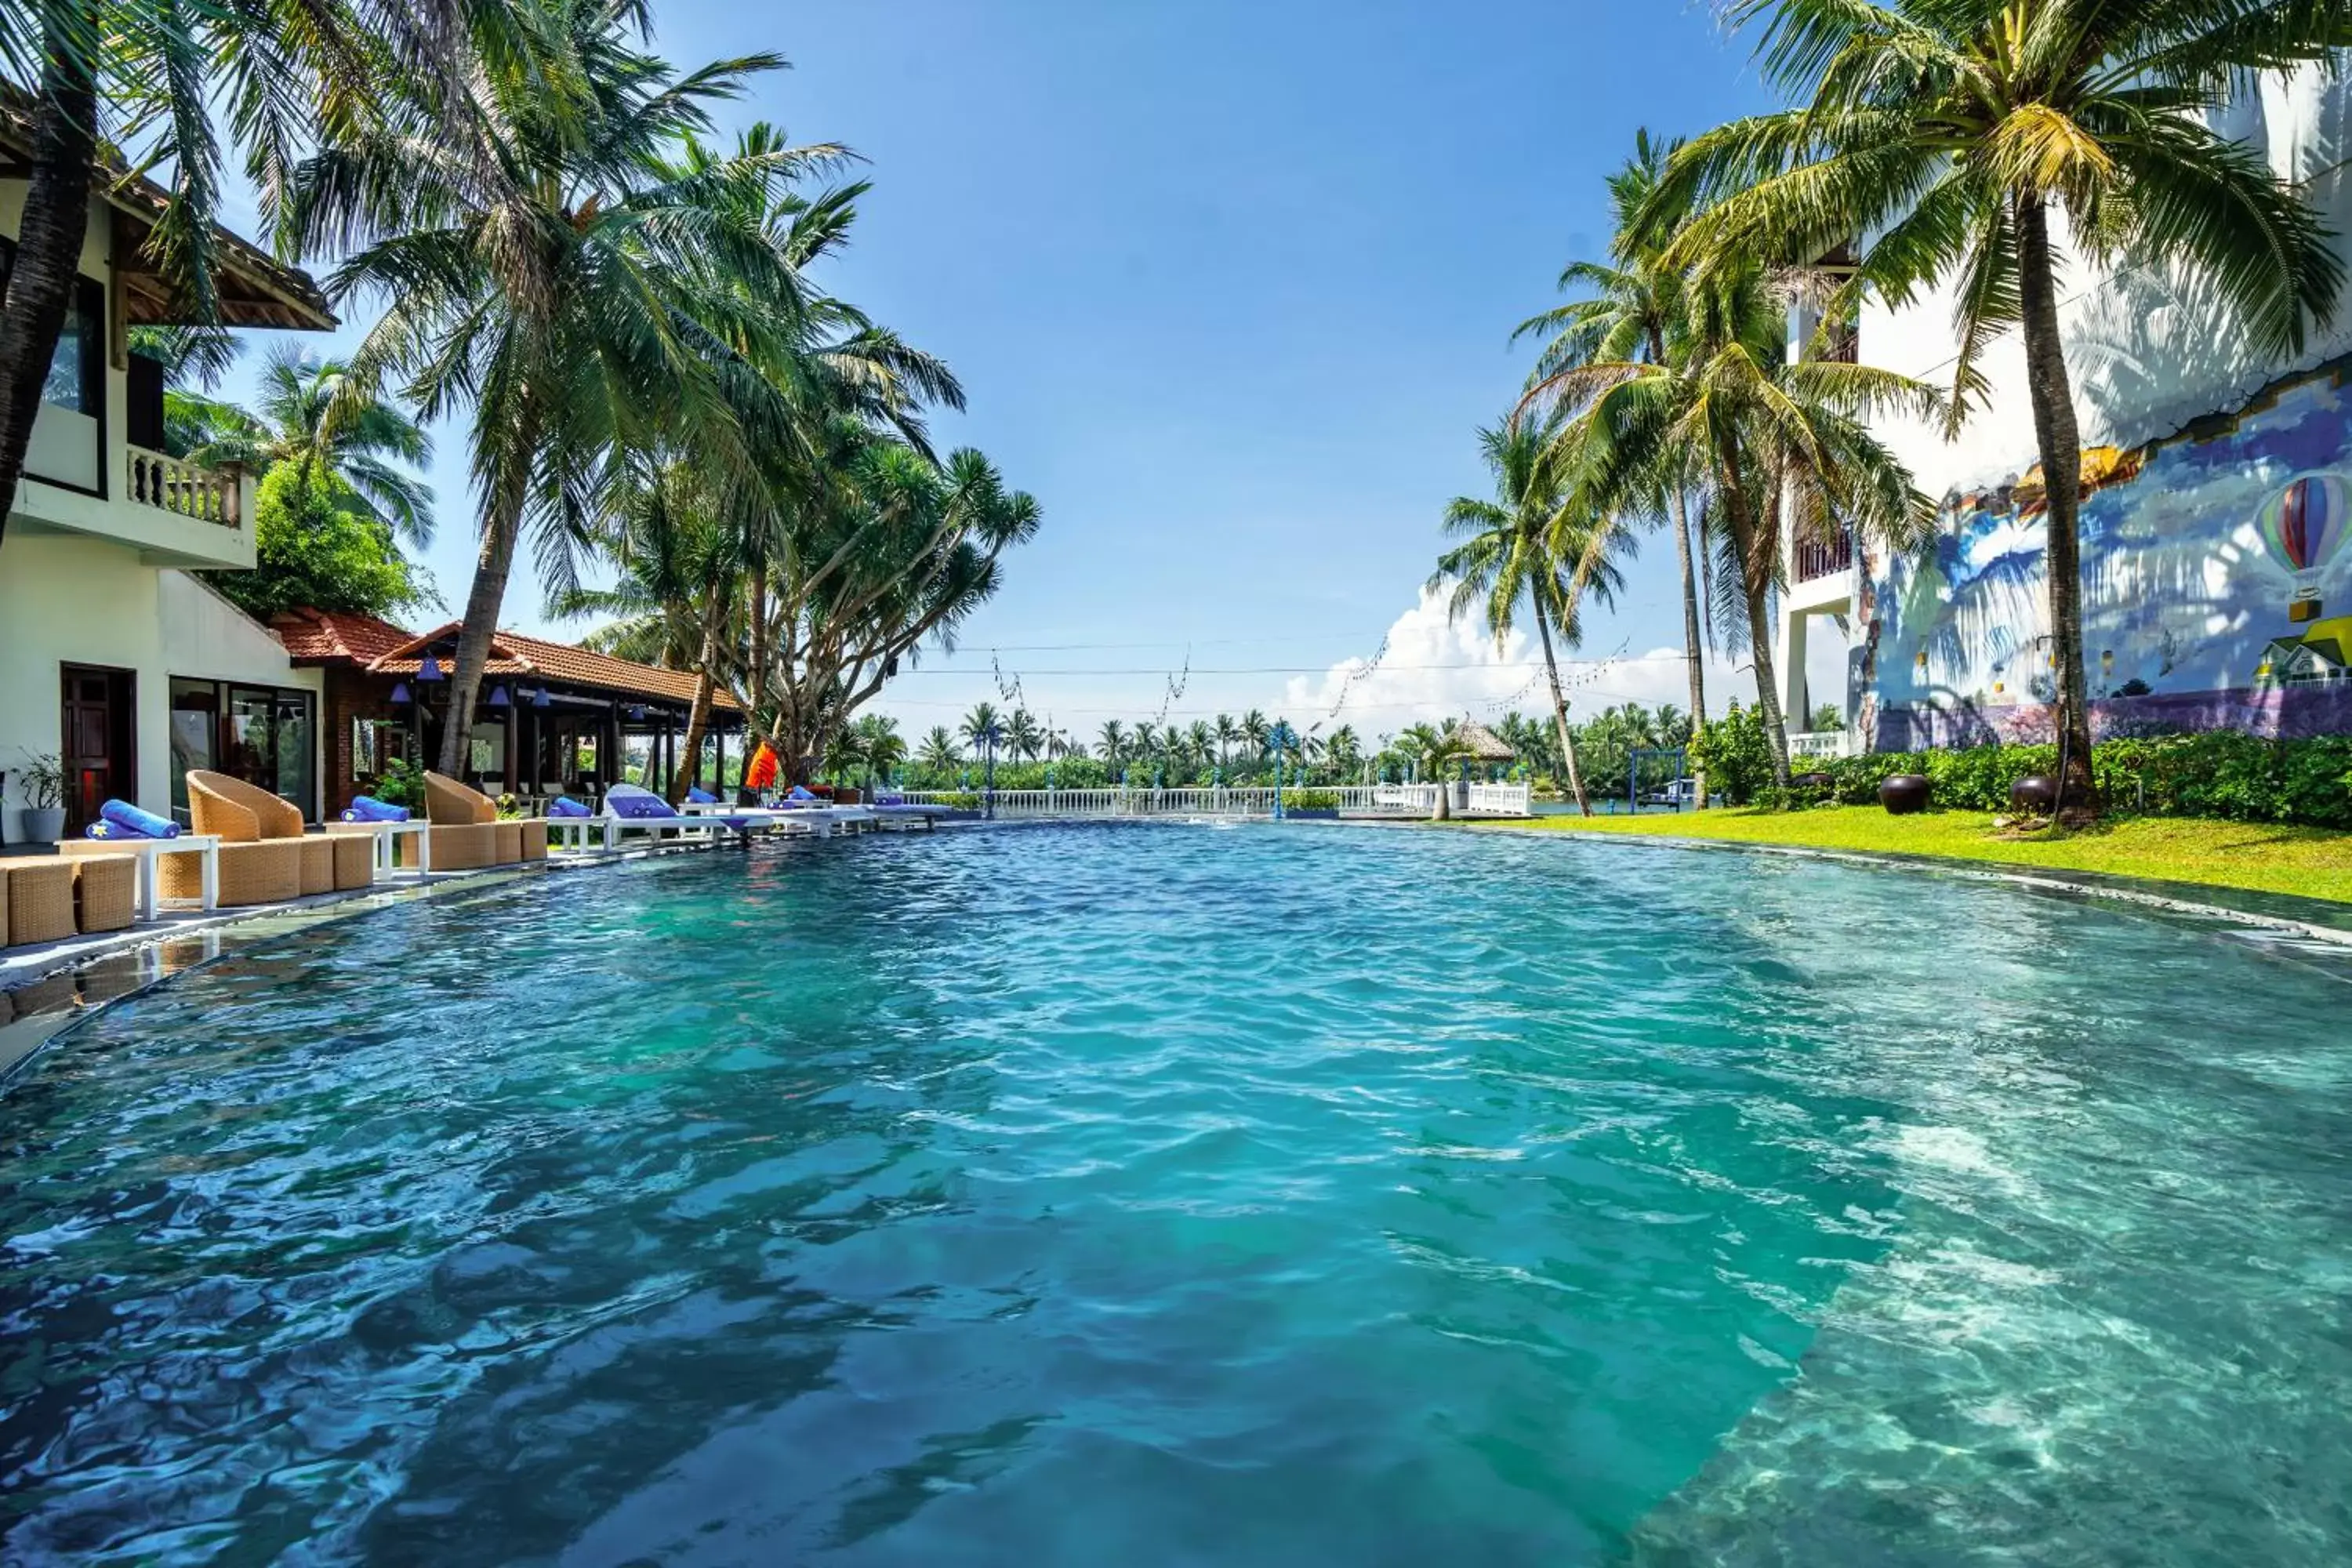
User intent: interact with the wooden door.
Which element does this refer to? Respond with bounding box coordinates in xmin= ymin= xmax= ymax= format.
xmin=60 ymin=664 xmax=135 ymax=834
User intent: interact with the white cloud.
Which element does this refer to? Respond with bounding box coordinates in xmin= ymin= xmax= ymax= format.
xmin=1275 ymin=586 xmax=1750 ymax=741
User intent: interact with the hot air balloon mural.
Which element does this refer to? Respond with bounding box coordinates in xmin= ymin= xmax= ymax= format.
xmin=2257 ymin=470 xmax=2349 ymax=622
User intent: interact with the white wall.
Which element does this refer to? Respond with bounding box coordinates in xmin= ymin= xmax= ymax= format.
xmin=0 ymin=532 xmax=320 ymax=826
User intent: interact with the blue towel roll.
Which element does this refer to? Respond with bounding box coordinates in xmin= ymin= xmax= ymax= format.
xmin=339 ymin=796 xmax=411 ymax=823
xmin=89 ymin=799 xmax=181 ymax=839
xmin=547 ymin=797 xmax=592 ymax=818
xmin=687 ymin=786 xmax=720 ymax=804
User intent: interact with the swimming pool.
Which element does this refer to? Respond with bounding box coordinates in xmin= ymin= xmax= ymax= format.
xmin=1 ymin=823 xmax=2345 ymax=1564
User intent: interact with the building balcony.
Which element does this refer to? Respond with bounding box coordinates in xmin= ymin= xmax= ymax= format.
xmin=9 ymin=434 xmax=256 ymax=571
xmin=1795 ymin=528 xmax=1854 ymax=584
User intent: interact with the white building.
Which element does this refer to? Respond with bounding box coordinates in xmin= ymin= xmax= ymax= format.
xmin=0 ymin=112 xmax=338 ymax=843
xmin=1786 ymin=67 xmax=2352 ymax=755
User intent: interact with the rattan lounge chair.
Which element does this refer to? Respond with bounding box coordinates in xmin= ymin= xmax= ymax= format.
xmin=422 ymin=771 xmax=531 ymax=867
xmin=169 ymin=771 xmax=307 ymax=907
xmin=71 ymin=855 xmax=137 ymax=933
xmin=3 ymin=861 xmax=77 ymax=946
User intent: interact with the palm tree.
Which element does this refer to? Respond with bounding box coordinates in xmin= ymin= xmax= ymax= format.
xmin=1240 ymin=710 xmax=1271 ymax=769
xmin=169 ymin=344 xmax=435 ymax=543
xmin=1211 ymin=713 xmax=1238 ymax=771
xmin=292 ymin=5 xmax=839 ymax=776
xmin=1131 ymin=722 xmax=1160 ymax=778
xmin=918 ymin=725 xmax=960 ymax=774
xmin=554 ymin=453 xmax=742 ymax=804
xmin=1097 ymin=720 xmax=1128 ymax=770
xmin=1326 ymin=724 xmax=1363 ymax=780
xmin=1519 ymin=129 xmax=1708 ymax=749
xmin=853 ymin=713 xmax=906 ymax=789
xmin=1005 ymin=708 xmax=1044 ymax=763
xmin=1399 ymin=723 xmax=1475 ymax=821
xmin=1653 ymin=0 xmax=2350 ymax=804
xmin=1530 ymin=262 xmax=1936 ymax=782
xmin=1434 ymin=418 xmax=1631 ymax=815
xmin=960 ymin=702 xmax=1003 ymax=753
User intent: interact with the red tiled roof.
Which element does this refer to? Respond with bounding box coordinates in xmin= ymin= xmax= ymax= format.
xmin=270 ymin=608 xmax=417 ymax=666
xmin=368 ymin=622 xmax=744 ymax=710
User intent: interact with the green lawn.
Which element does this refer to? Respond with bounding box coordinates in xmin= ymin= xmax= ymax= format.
xmin=1482 ymin=806 xmax=2352 ymax=906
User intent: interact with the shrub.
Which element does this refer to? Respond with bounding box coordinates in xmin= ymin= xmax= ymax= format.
xmin=204 ymin=466 xmax=436 ymax=622
xmin=1690 ymin=701 xmax=1775 ymax=804
xmin=1839 ymin=732 xmax=2352 ymax=828
xmin=1282 ymin=789 xmax=1340 ymax=811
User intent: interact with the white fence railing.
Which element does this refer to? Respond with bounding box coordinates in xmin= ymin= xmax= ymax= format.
xmin=889 ymin=782 xmax=1533 ymax=818
xmin=1788 ymin=729 xmax=1856 ymax=760
xmin=129 ymin=447 xmax=242 ymax=526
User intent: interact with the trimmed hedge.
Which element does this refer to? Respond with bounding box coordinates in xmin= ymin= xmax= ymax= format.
xmin=1797 ymin=733 xmax=2352 ymax=829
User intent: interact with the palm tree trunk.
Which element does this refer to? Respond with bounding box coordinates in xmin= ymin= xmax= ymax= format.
xmin=1647 ymin=325 xmax=1708 ymax=807
xmin=1533 ymin=598 xmax=1592 ymax=815
xmin=1717 ymin=446 xmax=1792 ymax=785
xmin=0 ymin=43 xmax=99 ymax=554
xmin=2016 ymin=196 xmax=2096 ymax=810
xmin=669 ymin=591 xmax=729 ymax=807
xmin=746 ymin=564 xmax=768 ymax=719
xmin=1670 ymin=485 xmax=1708 ymax=806
xmin=437 ymin=403 xmax=541 ymax=777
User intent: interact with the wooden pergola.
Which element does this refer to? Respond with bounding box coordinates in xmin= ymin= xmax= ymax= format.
xmin=368 ymin=625 xmax=750 ymax=806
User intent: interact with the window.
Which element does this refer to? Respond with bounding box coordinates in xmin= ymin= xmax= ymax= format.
xmin=0 ymin=240 xmax=105 ymax=415
xmin=170 ymin=679 xmax=319 ymax=822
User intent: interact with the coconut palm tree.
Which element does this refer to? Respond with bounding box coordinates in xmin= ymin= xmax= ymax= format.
xmin=853 ymin=713 xmax=906 ymax=789
xmin=1530 ymin=261 xmax=1937 ymax=782
xmin=1518 ymin=129 xmax=1708 ymax=747
xmin=918 ymin=725 xmax=960 ymax=774
xmin=1399 ymin=723 xmax=1475 ymax=821
xmin=1212 ymin=713 xmax=1238 ymax=771
xmin=1097 ymin=720 xmax=1128 ymax=769
xmin=1433 ymin=417 xmax=1632 ymax=815
xmin=960 ymin=702 xmax=1003 ymax=753
xmin=1005 ymin=708 xmax=1044 ymax=763
xmin=1651 ymin=0 xmax=2350 ymax=804
xmin=169 ymin=344 xmax=435 ymax=543
xmin=292 ymin=2 xmax=840 ymax=776
xmin=1239 ymin=710 xmax=1271 ymax=770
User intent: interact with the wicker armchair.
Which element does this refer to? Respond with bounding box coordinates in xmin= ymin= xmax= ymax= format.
xmin=422 ymin=772 xmax=521 ymax=867
xmin=170 ymin=771 xmax=307 ymax=906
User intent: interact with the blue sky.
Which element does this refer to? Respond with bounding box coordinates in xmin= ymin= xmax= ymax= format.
xmin=223 ymin=0 xmax=1819 ymax=747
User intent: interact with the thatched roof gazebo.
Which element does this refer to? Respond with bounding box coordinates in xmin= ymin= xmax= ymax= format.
xmin=1451 ymin=719 xmax=1516 ymax=765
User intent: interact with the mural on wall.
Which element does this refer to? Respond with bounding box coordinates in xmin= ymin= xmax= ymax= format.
xmin=1869 ymin=361 xmax=2352 ymax=749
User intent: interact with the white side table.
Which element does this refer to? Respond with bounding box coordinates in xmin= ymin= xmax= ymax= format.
xmin=328 ymin=819 xmax=433 ymax=879
xmin=74 ymin=835 xmax=221 ymax=920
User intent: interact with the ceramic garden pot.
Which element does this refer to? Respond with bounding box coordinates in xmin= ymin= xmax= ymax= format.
xmin=2009 ymin=775 xmax=2060 ymax=813
xmin=1877 ymin=775 xmax=1931 ymax=815
xmin=17 ymin=808 xmax=64 ymax=844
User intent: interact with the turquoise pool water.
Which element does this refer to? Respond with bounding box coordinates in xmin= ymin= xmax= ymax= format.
xmin=1 ymin=823 xmax=2347 ymax=1565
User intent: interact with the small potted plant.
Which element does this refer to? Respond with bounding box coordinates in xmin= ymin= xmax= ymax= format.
xmin=13 ymin=751 xmax=66 ymax=843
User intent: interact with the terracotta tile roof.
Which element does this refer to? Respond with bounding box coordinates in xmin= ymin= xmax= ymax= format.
xmin=368 ymin=622 xmax=744 ymax=711
xmin=270 ymin=608 xmax=417 ymax=666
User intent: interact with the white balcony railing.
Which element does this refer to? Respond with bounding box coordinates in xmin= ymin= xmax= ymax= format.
xmin=1788 ymin=729 xmax=1856 ymax=760
xmin=128 ymin=448 xmax=241 ymax=527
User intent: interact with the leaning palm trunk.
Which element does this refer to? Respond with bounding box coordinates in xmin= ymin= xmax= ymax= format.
xmin=669 ymin=593 xmax=728 ymax=806
xmin=437 ymin=403 xmax=542 ymax=777
xmin=1534 ymin=600 xmax=1592 ymax=815
xmin=1718 ymin=449 xmax=1791 ymax=785
xmin=0 ymin=47 xmax=98 ymax=552
xmin=2016 ymin=198 xmax=2096 ymax=810
xmin=1430 ymin=775 xmax=1451 ymax=822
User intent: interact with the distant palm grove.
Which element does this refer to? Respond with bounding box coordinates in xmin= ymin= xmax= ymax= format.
xmin=5 ymin=3 xmax=2347 ymax=804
